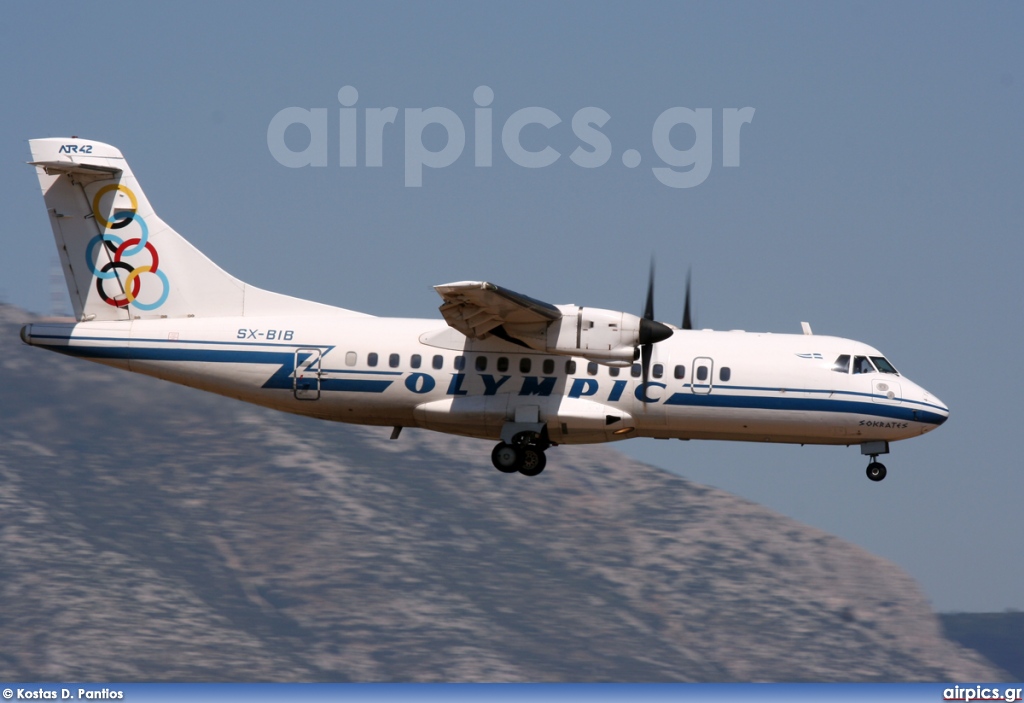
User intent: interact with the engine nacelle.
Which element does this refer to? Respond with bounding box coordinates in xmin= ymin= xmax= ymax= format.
xmin=502 ymin=306 xmax=645 ymax=365
xmin=553 ymin=306 xmax=645 ymax=364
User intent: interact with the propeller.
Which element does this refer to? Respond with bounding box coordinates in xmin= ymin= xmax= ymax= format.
xmin=682 ymin=267 xmax=694 ymax=331
xmin=638 ymin=261 xmax=674 ymax=404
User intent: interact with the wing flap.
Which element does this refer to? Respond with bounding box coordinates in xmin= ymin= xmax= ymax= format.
xmin=434 ymin=281 xmax=562 ymax=340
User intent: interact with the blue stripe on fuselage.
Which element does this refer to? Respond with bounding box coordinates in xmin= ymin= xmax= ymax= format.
xmin=33 ymin=339 xmax=393 ymax=394
xmin=662 ymin=390 xmax=946 ymax=425
xmin=30 ymin=335 xmax=945 ymax=422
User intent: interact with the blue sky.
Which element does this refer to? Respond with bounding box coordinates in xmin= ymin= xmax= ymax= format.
xmin=3 ymin=2 xmax=1022 ymax=612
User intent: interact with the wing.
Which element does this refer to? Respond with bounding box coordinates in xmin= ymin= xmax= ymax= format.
xmin=434 ymin=281 xmax=562 ymax=340
xmin=433 ymin=280 xmax=667 ymax=365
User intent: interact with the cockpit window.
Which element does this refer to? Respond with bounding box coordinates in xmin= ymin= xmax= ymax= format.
xmin=832 ymin=354 xmax=850 ymax=373
xmin=852 ymin=356 xmax=876 ymax=374
xmin=870 ymin=356 xmax=899 ymax=375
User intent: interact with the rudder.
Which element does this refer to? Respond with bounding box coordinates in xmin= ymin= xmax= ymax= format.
xmin=30 ymin=137 xmax=248 ymax=321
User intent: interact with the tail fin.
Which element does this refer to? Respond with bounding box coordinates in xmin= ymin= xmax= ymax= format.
xmin=29 ymin=138 xmax=358 ymax=321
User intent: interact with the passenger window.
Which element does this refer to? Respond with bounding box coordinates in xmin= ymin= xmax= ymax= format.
xmin=476 ymin=356 xmax=488 ymax=372
xmin=871 ymin=356 xmax=899 ymax=375
xmin=543 ymin=359 xmax=555 ymax=375
xmin=653 ymin=364 xmax=664 ymax=379
xmin=566 ymin=360 xmax=576 ymax=374
xmin=696 ymin=366 xmax=708 ymax=381
xmin=720 ymin=367 xmax=731 ymax=382
xmin=497 ymin=357 xmax=509 ymax=372
xmin=520 ymin=358 xmax=531 ymax=373
xmin=389 ymin=353 xmax=400 ymax=368
xmin=674 ymin=365 xmax=686 ymax=379
xmin=432 ymin=355 xmax=444 ymax=370
xmin=367 ymin=352 xmax=378 ymax=367
xmin=345 ymin=351 xmax=357 ymax=367
xmin=454 ymin=355 xmax=465 ymax=371
xmin=609 ymin=366 xmax=620 ymax=377
xmin=587 ymin=361 xmax=598 ymax=376
xmin=832 ymin=355 xmax=850 ymax=374
xmin=852 ymin=356 xmax=875 ymax=374
xmin=410 ymin=354 xmax=421 ymax=369
xmin=631 ymin=364 xmax=641 ymax=378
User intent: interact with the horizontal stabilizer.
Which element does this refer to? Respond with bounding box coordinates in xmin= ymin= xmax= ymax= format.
xmin=28 ymin=160 xmax=122 ymax=178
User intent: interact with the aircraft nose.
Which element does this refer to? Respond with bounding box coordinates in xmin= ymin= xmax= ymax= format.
xmin=922 ymin=389 xmax=949 ymax=426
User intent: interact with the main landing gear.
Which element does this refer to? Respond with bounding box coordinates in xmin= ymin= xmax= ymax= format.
xmin=491 ymin=433 xmax=549 ymax=477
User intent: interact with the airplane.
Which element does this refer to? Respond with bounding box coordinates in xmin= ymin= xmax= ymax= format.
xmin=19 ymin=137 xmax=949 ymax=481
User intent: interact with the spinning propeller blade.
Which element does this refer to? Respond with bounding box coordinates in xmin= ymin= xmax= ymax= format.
xmin=638 ymin=261 xmax=673 ymax=405
xmin=682 ymin=268 xmax=694 ymax=331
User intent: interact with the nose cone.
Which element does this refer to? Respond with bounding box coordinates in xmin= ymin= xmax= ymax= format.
xmin=920 ymin=388 xmax=950 ymax=427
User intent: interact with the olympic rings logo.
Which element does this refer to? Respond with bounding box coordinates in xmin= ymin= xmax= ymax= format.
xmin=86 ymin=184 xmax=169 ymax=310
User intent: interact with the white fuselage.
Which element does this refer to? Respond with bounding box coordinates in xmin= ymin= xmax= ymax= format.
xmin=22 ymin=312 xmax=949 ymax=448
xmin=22 ymin=136 xmax=950 ymax=480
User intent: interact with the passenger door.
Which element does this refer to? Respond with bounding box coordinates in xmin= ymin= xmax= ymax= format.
xmin=294 ymin=348 xmax=322 ymax=400
xmin=691 ymin=357 xmax=714 ymax=395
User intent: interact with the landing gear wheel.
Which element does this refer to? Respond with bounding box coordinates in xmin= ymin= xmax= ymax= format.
xmin=866 ymin=461 xmax=887 ymax=482
xmin=518 ymin=447 xmax=547 ymax=477
xmin=491 ymin=442 xmax=521 ymax=473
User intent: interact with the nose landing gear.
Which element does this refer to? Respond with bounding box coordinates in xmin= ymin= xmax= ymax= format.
xmin=860 ymin=440 xmax=890 ymax=482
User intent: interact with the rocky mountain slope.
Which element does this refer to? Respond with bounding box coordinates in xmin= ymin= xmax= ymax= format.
xmin=0 ymin=304 xmax=1005 ymax=681
xmin=941 ymin=612 xmax=1024 ymax=681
